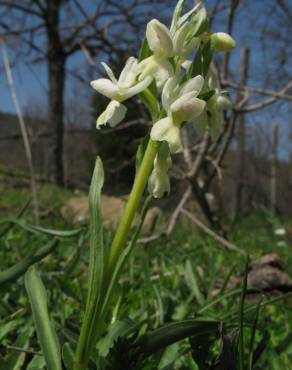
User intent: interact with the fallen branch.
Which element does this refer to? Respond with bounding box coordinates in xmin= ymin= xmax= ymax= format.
xmin=181 ymin=208 xmax=246 ymax=255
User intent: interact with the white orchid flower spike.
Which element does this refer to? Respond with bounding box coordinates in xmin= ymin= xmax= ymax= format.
xmin=91 ymin=57 xmax=152 ymax=128
xmin=151 ymin=75 xmax=206 ymax=153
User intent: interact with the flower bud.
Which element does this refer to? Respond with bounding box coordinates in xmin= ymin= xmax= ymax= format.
xmin=146 ymin=19 xmax=173 ymax=58
xmin=211 ymin=32 xmax=236 ymax=52
xmin=216 ymin=95 xmax=233 ymax=110
xmin=148 ymin=143 xmax=172 ymax=198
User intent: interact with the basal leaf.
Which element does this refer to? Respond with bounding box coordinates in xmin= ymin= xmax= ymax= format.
xmin=25 ymin=266 xmax=62 ymax=370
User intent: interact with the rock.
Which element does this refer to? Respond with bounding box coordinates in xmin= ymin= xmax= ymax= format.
xmin=61 ymin=195 xmax=161 ymax=233
xmin=250 ymin=253 xmax=283 ymax=269
xmin=61 ymin=196 xmax=89 ymax=224
xmin=247 ymin=253 xmax=292 ymax=292
xmin=247 ymin=265 xmax=292 ymax=292
xmin=226 ymin=253 xmax=292 ymax=293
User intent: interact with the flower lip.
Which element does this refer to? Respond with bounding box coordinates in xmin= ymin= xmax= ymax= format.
xmin=96 ymin=101 xmax=127 ymax=128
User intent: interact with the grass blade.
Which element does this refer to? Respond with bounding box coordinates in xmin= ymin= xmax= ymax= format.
xmin=0 ymin=239 xmax=59 ymax=286
xmin=248 ymin=297 xmax=262 ymax=369
xmin=239 ymin=257 xmax=249 ymax=370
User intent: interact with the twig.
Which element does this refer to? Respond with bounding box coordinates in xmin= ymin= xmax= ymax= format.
xmin=237 ymin=80 xmax=292 ymax=113
xmin=181 ymin=208 xmax=246 ymax=255
xmin=1 ymin=39 xmax=39 ymax=224
xmin=223 ymin=79 xmax=292 ymax=102
xmin=4 ymin=344 xmax=42 ymax=356
xmin=166 ymin=186 xmax=192 ymax=236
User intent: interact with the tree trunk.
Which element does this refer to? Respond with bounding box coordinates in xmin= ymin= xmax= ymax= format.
xmin=232 ymin=48 xmax=249 ymax=220
xmin=270 ymin=123 xmax=278 ymax=214
xmin=47 ymin=0 xmax=65 ymax=186
xmin=48 ymin=55 xmax=65 ymax=186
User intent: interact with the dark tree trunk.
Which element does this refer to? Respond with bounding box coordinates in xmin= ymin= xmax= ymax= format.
xmin=233 ymin=48 xmax=249 ymax=220
xmin=48 ymin=55 xmax=65 ymax=186
xmin=46 ymin=0 xmax=65 ymax=186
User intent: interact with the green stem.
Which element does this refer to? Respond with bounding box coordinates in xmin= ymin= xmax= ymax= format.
xmin=106 ymin=139 xmax=160 ymax=277
xmin=74 ymin=139 xmax=160 ymax=370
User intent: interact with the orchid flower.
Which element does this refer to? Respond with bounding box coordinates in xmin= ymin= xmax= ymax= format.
xmin=137 ymin=19 xmax=174 ymax=90
xmin=91 ymin=57 xmax=152 ymax=128
xmin=196 ymin=72 xmax=233 ymax=137
xmin=170 ymin=2 xmax=208 ymax=61
xmin=148 ymin=142 xmax=172 ymax=198
xmin=151 ymin=75 xmax=206 ymax=153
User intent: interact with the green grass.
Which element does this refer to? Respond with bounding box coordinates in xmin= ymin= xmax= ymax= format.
xmin=0 ymin=174 xmax=291 ymax=369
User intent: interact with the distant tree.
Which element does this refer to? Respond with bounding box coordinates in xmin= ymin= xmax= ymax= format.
xmin=0 ymin=0 xmax=174 ymax=185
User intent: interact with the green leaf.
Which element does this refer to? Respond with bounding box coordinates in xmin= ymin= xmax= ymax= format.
xmin=239 ymin=257 xmax=249 ymax=370
xmin=139 ymin=37 xmax=152 ymax=62
xmin=2 ymin=324 xmax=34 ymax=370
xmin=25 ymin=266 xmax=62 ymax=370
xmin=191 ymin=8 xmax=209 ymax=37
xmin=0 ymin=320 xmax=22 ymax=342
xmin=201 ymin=41 xmax=213 ymax=77
xmin=0 ymin=219 xmax=82 ymax=237
xmin=74 ymin=156 xmax=105 ymax=365
xmin=158 ymin=342 xmax=180 ymax=369
xmin=97 ymin=319 xmax=135 ymax=357
xmin=135 ymin=319 xmax=219 ymax=359
xmin=267 ymin=350 xmax=287 ymax=370
xmin=26 ymin=356 xmax=46 ymax=370
xmin=184 ymin=260 xmax=204 ymax=305
xmin=248 ymin=298 xmax=262 ymax=370
xmin=62 ymin=342 xmax=75 ymax=370
xmin=189 ymin=41 xmax=213 ymax=78
xmin=198 ymin=90 xmax=215 ymax=102
xmin=0 ymin=199 xmax=30 ymax=237
xmin=0 ymin=239 xmax=59 ymax=286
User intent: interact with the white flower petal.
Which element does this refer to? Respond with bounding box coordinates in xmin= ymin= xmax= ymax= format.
xmin=118 ymin=57 xmax=138 ymax=88
xmin=146 ymin=19 xmax=173 ymax=58
xmin=182 ymin=60 xmax=192 ymax=71
xmin=154 ymin=58 xmax=175 ymax=90
xmin=177 ymin=3 xmax=201 ymax=29
xmin=148 ymin=168 xmax=170 ymax=198
xmin=96 ymin=101 xmax=127 ymax=128
xmin=180 ymin=75 xmax=204 ymax=96
xmin=172 ymin=22 xmax=189 ymax=51
xmin=122 ymin=76 xmax=153 ymax=100
xmin=101 ymin=62 xmax=117 ymax=84
xmin=171 ymin=92 xmax=206 ymax=122
xmin=91 ymin=79 xmax=119 ymax=100
xmin=151 ymin=117 xmax=182 ymax=153
xmin=137 ymin=56 xmax=174 ymax=90
xmin=161 ymin=76 xmax=180 ymax=112
xmin=137 ymin=56 xmax=156 ymax=80
xmin=170 ymin=0 xmax=185 ymax=32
